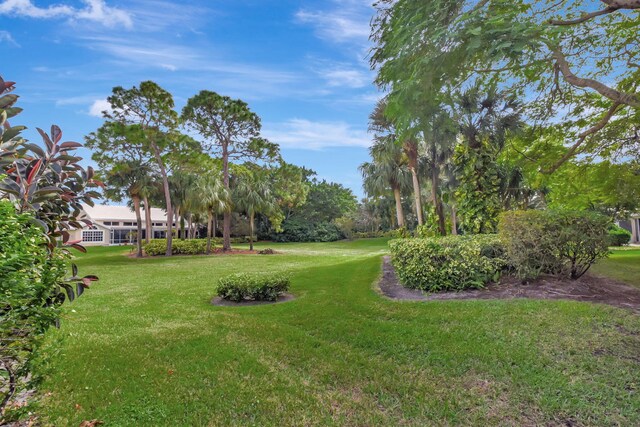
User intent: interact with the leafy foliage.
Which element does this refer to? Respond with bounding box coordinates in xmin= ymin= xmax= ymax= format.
xmin=0 ymin=76 xmax=99 ymax=416
xmin=499 ymin=210 xmax=611 ymax=280
xmin=270 ymin=218 xmax=344 ymax=243
xmin=182 ymin=90 xmax=279 ymax=251
xmin=217 ymin=273 xmax=290 ymax=302
xmin=143 ymin=239 xmax=208 ymax=256
xmin=389 ymin=235 xmax=506 ymax=292
xmin=293 ymin=179 xmax=357 ymax=224
xmin=100 ymin=82 xmax=181 ymax=256
xmin=371 ymin=0 xmax=640 ymax=170
xmin=609 ymin=224 xmax=632 ymax=247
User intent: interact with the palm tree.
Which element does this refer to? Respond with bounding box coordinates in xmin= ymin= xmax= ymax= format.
xmin=453 ymin=86 xmax=523 ymax=233
xmin=369 ymin=100 xmax=424 ymax=225
xmin=416 ymin=106 xmax=458 ymax=236
xmin=234 ymin=170 xmax=277 ymax=251
xmin=197 ymin=173 xmax=229 ymax=254
xmin=169 ymin=171 xmax=198 ymax=240
xmin=139 ymin=174 xmax=160 ymax=243
xmin=104 ymin=160 xmax=152 ymax=257
xmin=360 ymin=136 xmax=412 ymax=228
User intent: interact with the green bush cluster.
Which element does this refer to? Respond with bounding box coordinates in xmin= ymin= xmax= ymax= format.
xmin=353 ymin=230 xmax=396 ymax=239
xmin=217 ymin=273 xmax=290 ymax=302
xmin=609 ymin=224 xmax=632 ymax=246
xmin=499 ymin=210 xmax=610 ymax=280
xmin=389 ymin=235 xmax=506 ymax=292
xmin=0 ymin=201 xmax=65 ymax=410
xmin=270 ymin=218 xmax=343 ymax=242
xmin=144 ymin=239 xmax=208 ymax=256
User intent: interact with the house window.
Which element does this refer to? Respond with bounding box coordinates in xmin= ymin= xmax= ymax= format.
xmin=111 ymin=229 xmax=133 ymax=244
xmin=103 ymin=221 xmax=120 ymax=226
xmin=123 ymin=222 xmax=136 ymax=226
xmin=153 ymin=222 xmax=164 ymax=227
xmin=82 ymin=230 xmax=104 ymax=243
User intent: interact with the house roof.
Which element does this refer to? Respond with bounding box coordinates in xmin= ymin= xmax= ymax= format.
xmin=81 ymin=204 xmax=168 ymax=222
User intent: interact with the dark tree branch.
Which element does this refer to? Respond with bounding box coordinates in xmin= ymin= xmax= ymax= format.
xmin=549 ymin=7 xmax=617 ymax=26
xmin=552 ymin=48 xmax=640 ymax=107
xmin=549 ymin=0 xmax=640 ymax=26
xmin=0 ymin=360 xmax=16 ymax=414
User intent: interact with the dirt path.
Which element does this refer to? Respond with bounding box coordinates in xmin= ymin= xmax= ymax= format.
xmin=379 ymin=256 xmax=640 ymax=313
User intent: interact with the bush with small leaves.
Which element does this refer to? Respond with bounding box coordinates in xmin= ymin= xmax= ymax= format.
xmin=353 ymin=230 xmax=395 ymax=239
xmin=0 ymin=76 xmax=99 ymax=417
xmin=143 ymin=239 xmax=208 ymax=256
xmin=389 ymin=235 xmax=506 ymax=292
xmin=258 ymin=248 xmax=276 ymax=255
xmin=499 ymin=210 xmax=610 ymax=280
xmin=609 ymin=224 xmax=631 ymax=247
xmin=217 ymin=273 xmax=290 ymax=302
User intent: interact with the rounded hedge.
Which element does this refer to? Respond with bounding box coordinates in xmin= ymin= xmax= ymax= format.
xmin=217 ymin=273 xmax=290 ymax=302
xmin=389 ymin=235 xmax=506 ymax=292
xmin=609 ymin=225 xmax=632 ymax=247
xmin=143 ymin=239 xmax=208 ymax=256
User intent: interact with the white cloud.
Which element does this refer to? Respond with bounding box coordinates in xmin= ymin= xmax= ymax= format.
xmin=323 ymin=68 xmax=370 ymax=88
xmin=296 ymin=0 xmax=373 ymax=45
xmin=79 ymin=36 xmax=300 ymax=91
xmin=263 ymin=119 xmax=371 ymax=150
xmin=88 ymin=99 xmax=111 ymax=117
xmin=0 ymin=0 xmax=132 ymax=28
xmin=0 ymin=30 xmax=18 ymax=46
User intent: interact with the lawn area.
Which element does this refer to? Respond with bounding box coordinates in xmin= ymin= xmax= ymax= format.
xmin=592 ymin=248 xmax=640 ymax=288
xmin=40 ymin=239 xmax=640 ymax=426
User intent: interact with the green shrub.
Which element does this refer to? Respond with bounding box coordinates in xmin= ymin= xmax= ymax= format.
xmin=389 ymin=235 xmax=506 ymax=292
xmin=499 ymin=210 xmax=610 ymax=280
xmin=609 ymin=224 xmax=632 ymax=246
xmin=353 ymin=230 xmax=395 ymax=239
xmin=144 ymin=239 xmax=208 ymax=256
xmin=271 ymin=218 xmax=343 ymax=242
xmin=0 ymin=202 xmax=64 ymax=415
xmin=333 ymin=216 xmax=356 ymax=240
xmin=216 ymin=273 xmax=290 ymax=302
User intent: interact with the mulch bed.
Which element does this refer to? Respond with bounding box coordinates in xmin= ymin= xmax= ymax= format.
xmin=211 ymin=293 xmax=295 ymax=307
xmin=379 ymin=256 xmax=640 ymax=313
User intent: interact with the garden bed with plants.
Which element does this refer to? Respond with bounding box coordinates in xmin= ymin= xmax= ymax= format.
xmin=384 ymin=210 xmax=640 ymax=311
xmin=379 ymin=256 xmax=640 ymax=312
xmin=140 ymin=239 xmax=278 ymax=257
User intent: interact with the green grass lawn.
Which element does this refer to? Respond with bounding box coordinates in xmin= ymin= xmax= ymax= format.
xmin=39 ymin=239 xmax=640 ymax=426
xmin=592 ymin=248 xmax=640 ymax=288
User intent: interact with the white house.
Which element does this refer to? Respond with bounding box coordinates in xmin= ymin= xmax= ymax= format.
xmin=70 ymin=204 xmax=172 ymax=246
xmin=619 ymin=214 xmax=640 ymax=244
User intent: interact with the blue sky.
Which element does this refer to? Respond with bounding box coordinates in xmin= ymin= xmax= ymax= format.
xmin=1 ymin=0 xmax=379 ymax=198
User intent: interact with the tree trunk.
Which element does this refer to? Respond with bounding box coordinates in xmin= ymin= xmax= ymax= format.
xmin=132 ymin=194 xmax=143 ymax=258
xmin=222 ymin=143 xmax=231 ymax=251
xmin=180 ymin=214 xmax=186 ymax=240
xmin=451 ymin=203 xmax=458 ymax=235
xmin=431 ymin=166 xmax=446 ymax=236
xmin=187 ymin=215 xmax=193 ymax=239
xmin=151 ymin=142 xmax=173 ymax=256
xmin=143 ymin=195 xmax=152 ymax=243
xmin=206 ymin=210 xmax=213 ymax=254
xmin=249 ymin=210 xmax=255 ymax=251
xmin=392 ymin=185 xmax=405 ymax=228
xmin=410 ymin=167 xmax=423 ymax=226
